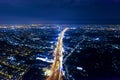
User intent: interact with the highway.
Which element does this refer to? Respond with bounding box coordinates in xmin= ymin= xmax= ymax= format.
xmin=46 ymin=28 xmax=69 ymax=80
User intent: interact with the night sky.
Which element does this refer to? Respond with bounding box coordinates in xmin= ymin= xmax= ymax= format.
xmin=0 ymin=0 xmax=120 ymax=24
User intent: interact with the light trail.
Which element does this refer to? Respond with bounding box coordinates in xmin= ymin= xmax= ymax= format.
xmin=46 ymin=28 xmax=69 ymax=80
xmin=36 ymin=57 xmax=54 ymax=63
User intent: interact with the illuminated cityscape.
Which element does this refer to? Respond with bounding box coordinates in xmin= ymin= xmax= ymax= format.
xmin=0 ymin=0 xmax=120 ymax=80
xmin=0 ymin=24 xmax=120 ymax=80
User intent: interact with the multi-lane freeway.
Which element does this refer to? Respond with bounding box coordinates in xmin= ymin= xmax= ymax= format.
xmin=47 ymin=28 xmax=69 ymax=80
